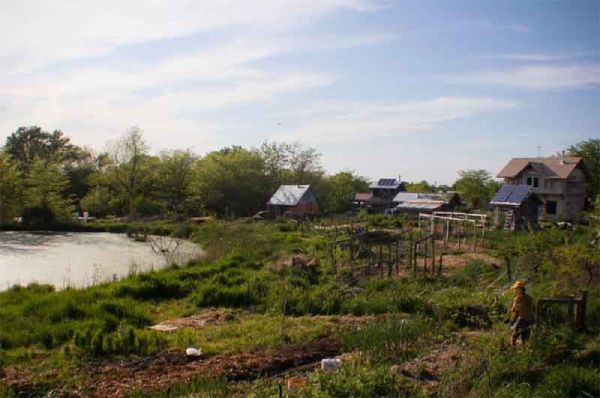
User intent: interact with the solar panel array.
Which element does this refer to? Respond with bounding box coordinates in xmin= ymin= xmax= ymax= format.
xmin=490 ymin=184 xmax=532 ymax=205
xmin=377 ymin=178 xmax=398 ymax=186
xmin=509 ymin=185 xmax=531 ymax=204
xmin=490 ymin=184 xmax=513 ymax=203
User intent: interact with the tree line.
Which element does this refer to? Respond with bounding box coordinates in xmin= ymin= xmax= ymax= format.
xmin=0 ymin=126 xmax=598 ymax=226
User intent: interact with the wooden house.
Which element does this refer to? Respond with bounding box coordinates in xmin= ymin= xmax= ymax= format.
xmin=354 ymin=178 xmax=406 ymax=212
xmin=267 ymin=185 xmax=319 ymax=217
xmin=497 ymin=154 xmax=587 ymax=221
xmin=489 ymin=184 xmax=543 ymax=230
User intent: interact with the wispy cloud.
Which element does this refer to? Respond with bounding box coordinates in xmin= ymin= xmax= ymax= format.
xmin=0 ymin=0 xmax=376 ymax=74
xmin=453 ymin=64 xmax=600 ymax=90
xmin=273 ymin=97 xmax=517 ymax=144
xmin=0 ymin=1 xmax=385 ymax=151
xmin=482 ymin=51 xmax=599 ymax=62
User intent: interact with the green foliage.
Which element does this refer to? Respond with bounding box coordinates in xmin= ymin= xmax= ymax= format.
xmin=189 ymin=146 xmax=271 ymax=217
xmin=341 ymin=317 xmax=431 ymax=361
xmin=320 ymin=171 xmax=369 ymax=214
xmin=568 ymin=138 xmax=600 ymax=200
xmin=0 ymin=152 xmax=21 ymax=224
xmin=22 ymin=160 xmax=75 ymax=225
xmin=454 ymin=169 xmax=499 ymax=210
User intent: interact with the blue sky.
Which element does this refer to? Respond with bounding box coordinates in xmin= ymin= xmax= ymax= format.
xmin=0 ymin=0 xmax=599 ymax=184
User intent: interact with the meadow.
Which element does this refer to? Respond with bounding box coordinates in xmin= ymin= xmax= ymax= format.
xmin=0 ymin=216 xmax=598 ymax=397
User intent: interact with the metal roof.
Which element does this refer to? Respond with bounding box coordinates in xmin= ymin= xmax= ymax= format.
xmin=396 ymin=202 xmax=445 ymax=211
xmin=267 ymin=185 xmax=313 ymax=206
xmin=393 ymin=192 xmax=455 ymax=203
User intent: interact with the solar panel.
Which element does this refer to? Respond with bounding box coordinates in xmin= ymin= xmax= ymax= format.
xmin=490 ymin=184 xmax=514 ymax=203
xmin=507 ymin=185 xmax=531 ymax=204
xmin=378 ymin=178 xmax=396 ymax=186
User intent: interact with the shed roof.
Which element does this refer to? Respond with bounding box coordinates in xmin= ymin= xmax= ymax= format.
xmin=497 ymin=157 xmax=583 ymax=179
xmin=393 ymin=191 xmax=456 ymax=203
xmin=396 ymin=202 xmax=445 ymax=211
xmin=267 ymin=185 xmax=313 ymax=206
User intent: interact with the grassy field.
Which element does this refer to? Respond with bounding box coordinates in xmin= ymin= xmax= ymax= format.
xmin=0 ymin=217 xmax=599 ymax=397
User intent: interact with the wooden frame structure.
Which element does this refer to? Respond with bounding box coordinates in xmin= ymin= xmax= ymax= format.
xmin=536 ymin=290 xmax=588 ymax=332
xmin=418 ymin=211 xmax=487 ymax=251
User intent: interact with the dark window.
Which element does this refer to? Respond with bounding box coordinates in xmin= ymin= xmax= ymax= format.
xmin=526 ymin=177 xmax=539 ymax=188
xmin=546 ymin=201 xmax=557 ymax=215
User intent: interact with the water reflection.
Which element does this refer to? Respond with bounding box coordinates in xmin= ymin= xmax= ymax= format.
xmin=0 ymin=231 xmax=202 ymax=290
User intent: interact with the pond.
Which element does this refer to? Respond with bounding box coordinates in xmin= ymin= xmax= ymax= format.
xmin=0 ymin=231 xmax=203 ymax=290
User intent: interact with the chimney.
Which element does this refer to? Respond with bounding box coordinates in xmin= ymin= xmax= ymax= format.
xmin=561 ymin=150 xmax=565 ymax=165
xmin=398 ymin=175 xmax=402 ymax=183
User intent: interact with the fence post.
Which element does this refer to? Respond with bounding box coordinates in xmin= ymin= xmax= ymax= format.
xmin=576 ymin=290 xmax=588 ymax=331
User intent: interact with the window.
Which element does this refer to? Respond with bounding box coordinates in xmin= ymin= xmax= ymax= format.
xmin=546 ymin=201 xmax=557 ymax=215
xmin=526 ymin=176 xmax=539 ymax=188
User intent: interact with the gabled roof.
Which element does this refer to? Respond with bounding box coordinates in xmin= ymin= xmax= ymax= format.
xmin=267 ymin=185 xmax=314 ymax=206
xmin=369 ymin=178 xmax=402 ymax=190
xmin=497 ymin=157 xmax=583 ymax=179
xmin=489 ymin=184 xmax=542 ymax=207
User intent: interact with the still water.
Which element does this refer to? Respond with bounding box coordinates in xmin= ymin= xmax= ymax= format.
xmin=0 ymin=231 xmax=202 ymax=290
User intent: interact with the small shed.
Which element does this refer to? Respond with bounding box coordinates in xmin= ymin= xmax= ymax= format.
xmin=489 ymin=184 xmax=543 ymax=230
xmin=393 ymin=192 xmax=461 ymax=214
xmin=267 ymin=185 xmax=319 ymax=217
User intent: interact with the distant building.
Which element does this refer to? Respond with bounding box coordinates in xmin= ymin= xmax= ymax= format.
xmin=392 ymin=192 xmax=461 ymax=214
xmin=267 ymin=185 xmax=319 ymax=217
xmin=354 ymin=178 xmax=406 ymax=212
xmin=489 ymin=184 xmax=543 ymax=230
xmin=496 ymin=154 xmax=586 ymax=221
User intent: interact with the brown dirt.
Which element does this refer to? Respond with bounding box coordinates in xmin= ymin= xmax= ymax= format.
xmin=391 ymin=341 xmax=464 ymax=395
xmin=149 ymin=308 xmax=237 ymax=332
xmin=3 ymin=339 xmax=340 ymax=397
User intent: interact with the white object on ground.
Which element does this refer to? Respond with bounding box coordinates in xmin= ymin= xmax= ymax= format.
xmin=186 ymin=347 xmax=203 ymax=357
xmin=321 ymin=358 xmax=342 ymax=371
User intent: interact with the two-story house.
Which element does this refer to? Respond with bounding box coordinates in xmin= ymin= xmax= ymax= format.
xmin=496 ymin=154 xmax=587 ymax=221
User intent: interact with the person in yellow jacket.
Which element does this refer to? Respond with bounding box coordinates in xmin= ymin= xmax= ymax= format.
xmin=510 ymin=280 xmax=533 ymax=347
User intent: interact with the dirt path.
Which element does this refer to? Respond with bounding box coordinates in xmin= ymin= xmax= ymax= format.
xmin=59 ymin=338 xmax=340 ymax=397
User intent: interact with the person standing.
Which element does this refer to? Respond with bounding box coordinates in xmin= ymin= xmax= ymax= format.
xmin=510 ymin=280 xmax=533 ymax=348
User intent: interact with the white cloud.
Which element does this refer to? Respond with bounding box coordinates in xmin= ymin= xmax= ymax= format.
xmin=272 ymin=97 xmax=517 ymax=144
xmin=456 ymin=64 xmax=600 ymax=90
xmin=0 ymin=1 xmax=384 ymax=151
xmin=0 ymin=0 xmax=376 ymax=73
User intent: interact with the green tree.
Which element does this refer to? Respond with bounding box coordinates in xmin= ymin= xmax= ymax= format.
xmin=5 ymin=126 xmax=79 ymax=170
xmin=405 ymin=180 xmax=434 ymax=193
xmin=190 ymin=147 xmax=270 ymax=217
xmin=454 ymin=169 xmax=497 ymax=210
xmin=157 ymin=150 xmax=197 ymax=215
xmin=321 ymin=171 xmax=369 ymax=213
xmin=21 ymin=160 xmax=75 ymax=225
xmin=567 ymin=138 xmax=600 ymax=200
xmin=0 ymin=152 xmax=22 ymax=224
xmin=105 ymin=127 xmax=152 ymax=217
xmin=259 ymin=140 xmax=323 ymax=187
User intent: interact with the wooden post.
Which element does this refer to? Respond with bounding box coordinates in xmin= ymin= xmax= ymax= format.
xmin=505 ymin=256 xmax=513 ymax=282
xmin=576 ymin=290 xmax=588 ymax=331
xmin=431 ymin=235 xmax=436 ymax=277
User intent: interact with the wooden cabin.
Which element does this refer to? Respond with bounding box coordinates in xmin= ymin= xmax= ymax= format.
xmin=489 ymin=184 xmax=543 ymax=230
xmin=267 ymin=185 xmax=319 ymax=218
